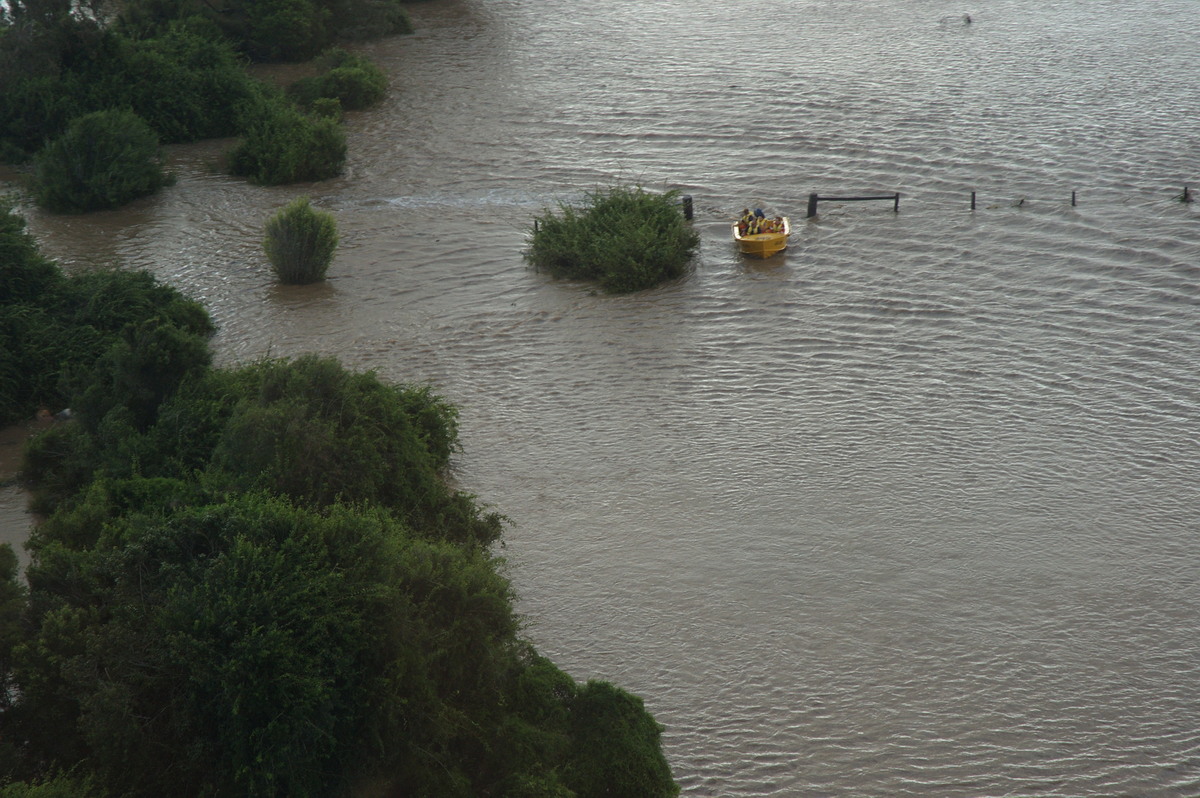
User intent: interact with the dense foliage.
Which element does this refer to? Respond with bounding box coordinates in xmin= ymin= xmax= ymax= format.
xmin=0 ymin=20 xmax=258 ymax=159
xmin=0 ymin=0 xmax=394 ymax=188
xmin=228 ymin=93 xmax=348 ymax=185
xmin=525 ymin=186 xmax=700 ymax=294
xmin=0 ymin=203 xmax=214 ymax=426
xmin=263 ymin=196 xmax=339 ymax=283
xmin=288 ymin=47 xmax=388 ymax=112
xmin=0 ymin=212 xmax=680 ymax=798
xmin=31 ymin=109 xmax=172 ymax=213
xmin=117 ymin=0 xmax=412 ymax=62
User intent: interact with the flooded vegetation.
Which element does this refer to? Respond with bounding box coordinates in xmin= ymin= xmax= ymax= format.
xmin=4 ymin=0 xmax=1200 ymax=794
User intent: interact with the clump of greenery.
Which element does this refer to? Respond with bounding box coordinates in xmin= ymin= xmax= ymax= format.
xmin=331 ymin=0 xmax=413 ymax=42
xmin=263 ymin=196 xmax=339 ymax=284
xmin=31 ymin=109 xmax=173 ymax=213
xmin=0 ymin=202 xmax=213 ymax=426
xmin=288 ymin=47 xmax=387 ymax=111
xmin=115 ymin=0 xmax=412 ymax=62
xmin=0 ymin=20 xmax=256 ymax=161
xmin=3 ymin=215 xmax=680 ymax=798
xmin=107 ymin=25 xmax=259 ymax=143
xmin=228 ymin=93 xmax=346 ymax=185
xmin=526 ymin=185 xmax=699 ymax=293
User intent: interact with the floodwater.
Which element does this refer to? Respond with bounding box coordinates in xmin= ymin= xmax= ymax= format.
xmin=5 ymin=0 xmax=1200 ymax=794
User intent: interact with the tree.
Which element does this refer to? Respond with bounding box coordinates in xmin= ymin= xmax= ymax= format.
xmin=565 ymin=681 xmax=680 ymax=798
xmin=1 ymin=204 xmax=212 ymax=426
xmin=31 ymin=109 xmax=172 ymax=213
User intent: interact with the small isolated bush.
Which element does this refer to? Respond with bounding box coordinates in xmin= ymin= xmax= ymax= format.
xmin=228 ymin=91 xmax=346 ymax=185
xmin=264 ymin=196 xmax=338 ymax=284
xmin=32 ymin=109 xmax=172 ymax=213
xmin=525 ymin=185 xmax=699 ymax=293
xmin=288 ymin=48 xmax=387 ymax=111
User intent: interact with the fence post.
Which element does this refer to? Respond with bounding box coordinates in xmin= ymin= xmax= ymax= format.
xmin=893 ymin=193 xmax=900 ymax=213
xmin=807 ymin=193 xmax=819 ymax=218
xmin=1071 ymin=191 xmax=1076 ymax=206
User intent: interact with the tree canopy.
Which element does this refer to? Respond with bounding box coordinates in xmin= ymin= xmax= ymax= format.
xmin=0 ymin=206 xmax=680 ymax=798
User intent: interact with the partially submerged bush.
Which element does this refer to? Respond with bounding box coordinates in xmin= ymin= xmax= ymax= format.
xmin=288 ymin=47 xmax=387 ymax=111
xmin=228 ymin=92 xmax=346 ymax=185
xmin=32 ymin=109 xmax=172 ymax=213
xmin=330 ymin=0 xmax=413 ymax=41
xmin=0 ymin=201 xmax=213 ymax=425
xmin=263 ymin=196 xmax=338 ymax=284
xmin=525 ymin=186 xmax=699 ymax=293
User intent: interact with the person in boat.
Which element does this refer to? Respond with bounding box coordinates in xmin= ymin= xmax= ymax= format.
xmin=738 ymin=208 xmax=753 ymax=235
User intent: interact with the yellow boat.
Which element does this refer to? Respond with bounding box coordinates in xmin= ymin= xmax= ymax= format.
xmin=733 ymin=216 xmax=790 ymax=258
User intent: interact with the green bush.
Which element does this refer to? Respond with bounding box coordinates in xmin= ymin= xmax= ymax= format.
xmin=31 ymin=109 xmax=172 ymax=213
xmin=0 ymin=26 xmax=254 ymax=158
xmin=228 ymin=93 xmax=346 ymax=184
xmin=288 ymin=47 xmax=386 ymax=110
xmin=115 ymin=0 xmax=411 ymax=61
xmin=263 ymin=196 xmax=338 ymax=283
xmin=565 ymin=681 xmax=679 ymax=798
xmin=0 ymin=203 xmax=212 ymax=426
xmin=329 ymin=0 xmax=412 ymax=41
xmin=0 ymin=543 xmax=26 ymax=712
xmin=0 ymin=773 xmax=109 ymax=798
xmin=525 ymin=186 xmax=699 ymax=293
xmin=110 ymin=26 xmax=258 ymax=143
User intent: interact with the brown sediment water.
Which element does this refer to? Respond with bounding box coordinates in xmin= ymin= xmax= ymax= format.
xmin=4 ymin=0 xmax=1200 ymax=794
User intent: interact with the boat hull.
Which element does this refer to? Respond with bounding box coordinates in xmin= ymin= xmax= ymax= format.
xmin=733 ymin=217 xmax=790 ymax=258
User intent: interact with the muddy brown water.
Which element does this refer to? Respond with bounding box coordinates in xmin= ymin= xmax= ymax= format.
xmin=4 ymin=0 xmax=1200 ymax=794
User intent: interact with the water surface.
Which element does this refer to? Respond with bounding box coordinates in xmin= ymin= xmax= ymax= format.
xmin=6 ymin=0 xmax=1200 ymax=794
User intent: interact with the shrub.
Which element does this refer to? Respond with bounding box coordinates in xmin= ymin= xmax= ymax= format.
xmin=263 ymin=196 xmax=338 ymax=284
xmin=525 ymin=185 xmax=699 ymax=294
xmin=228 ymin=92 xmax=346 ymax=184
xmin=0 ymin=203 xmax=212 ymax=426
xmin=0 ymin=774 xmax=109 ymax=798
xmin=288 ymin=47 xmax=386 ymax=111
xmin=565 ymin=681 xmax=680 ymax=798
xmin=110 ymin=26 xmax=258 ymax=143
xmin=115 ymin=0 xmax=411 ymax=60
xmin=31 ymin=109 xmax=172 ymax=213
xmin=329 ymin=0 xmax=412 ymax=41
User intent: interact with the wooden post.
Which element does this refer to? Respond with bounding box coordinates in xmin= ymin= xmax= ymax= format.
xmin=807 ymin=193 xmax=819 ymax=218
xmin=680 ymin=194 xmax=693 ymax=220
xmin=1184 ymin=186 xmax=1193 ymax=204
xmin=893 ymin=193 xmax=900 ymax=213
xmin=970 ymin=191 xmax=976 ymax=210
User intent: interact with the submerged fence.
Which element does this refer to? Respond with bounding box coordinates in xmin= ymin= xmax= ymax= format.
xmin=800 ymin=186 xmax=1194 ymax=218
xmin=806 ymin=192 xmax=900 ymax=218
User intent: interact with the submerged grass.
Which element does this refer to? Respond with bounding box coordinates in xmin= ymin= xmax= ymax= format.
xmin=525 ymin=185 xmax=699 ymax=294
